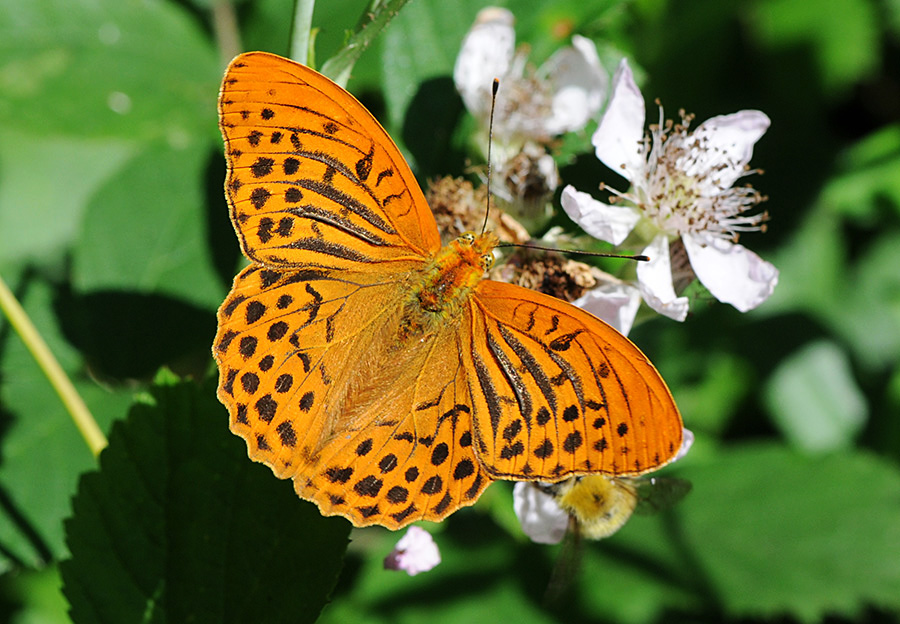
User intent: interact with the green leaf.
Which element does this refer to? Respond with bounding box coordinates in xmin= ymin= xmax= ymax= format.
xmin=819 ymin=124 xmax=900 ymax=222
xmin=240 ymin=0 xmax=297 ymax=59
xmin=71 ymin=142 xmax=225 ymax=312
xmin=320 ymin=0 xmax=413 ymax=87
xmin=764 ymin=340 xmax=867 ymax=452
xmin=887 ymin=0 xmax=900 ymax=37
xmin=320 ymin=517 xmax=558 ymax=624
xmin=571 ymin=515 xmax=698 ymax=624
xmin=61 ymin=374 xmax=351 ymax=624
xmin=656 ymin=346 xmax=752 ymax=437
xmin=0 ymin=131 xmax=137 ymax=267
xmin=0 ymin=271 xmax=131 ymax=569
xmin=832 ymin=233 xmax=900 ymax=369
xmin=0 ymin=565 xmax=71 ymax=624
xmin=750 ymin=0 xmax=880 ymax=94
xmin=373 ymin=0 xmax=482 ymax=132
xmin=368 ymin=0 xmax=622 ymax=175
xmin=763 ymin=206 xmax=845 ymax=316
xmin=766 ymin=204 xmax=900 ymax=370
xmin=0 ymin=0 xmax=219 ymax=142
xmin=678 ymin=443 xmax=900 ymax=621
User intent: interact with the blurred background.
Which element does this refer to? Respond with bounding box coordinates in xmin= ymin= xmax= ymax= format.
xmin=1 ymin=0 xmax=899 ymax=622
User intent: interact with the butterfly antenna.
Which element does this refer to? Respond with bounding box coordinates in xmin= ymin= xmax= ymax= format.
xmin=482 ymin=79 xmax=646 ymax=264
xmin=481 ymin=78 xmax=500 ymax=236
xmin=496 ymin=241 xmax=649 ymax=262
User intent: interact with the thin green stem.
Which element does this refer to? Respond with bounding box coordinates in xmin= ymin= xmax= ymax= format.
xmin=0 ymin=273 xmax=107 ymax=457
xmin=212 ymin=0 xmax=243 ymax=66
xmin=290 ymin=0 xmax=316 ymax=65
xmin=320 ymin=0 xmax=412 ymax=86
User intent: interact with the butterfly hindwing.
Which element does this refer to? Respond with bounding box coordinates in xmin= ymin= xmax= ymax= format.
xmin=215 ymin=264 xmax=406 ymax=475
xmin=214 ymin=263 xmax=491 ymax=528
xmin=294 ymin=324 xmax=491 ymax=528
xmin=219 ymin=52 xmax=441 ymax=271
xmin=467 ymin=280 xmax=683 ymax=481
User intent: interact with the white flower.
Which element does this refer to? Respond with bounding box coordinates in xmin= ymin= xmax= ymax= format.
xmin=453 ymin=7 xmax=607 ymax=148
xmin=572 ymin=281 xmax=642 ymax=336
xmin=493 ymin=141 xmax=560 ymax=207
xmin=513 ymin=481 xmax=571 ymax=544
xmin=561 ymin=59 xmax=778 ymax=320
xmin=514 ymin=429 xmax=695 ymax=544
xmin=383 ymin=526 xmax=441 ymax=576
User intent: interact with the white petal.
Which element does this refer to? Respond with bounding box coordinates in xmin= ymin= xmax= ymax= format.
xmin=540 ymin=35 xmax=608 ymax=135
xmin=673 ymin=428 xmax=694 ymax=462
xmin=682 ymin=233 xmax=779 ymax=312
xmin=453 ymin=7 xmax=516 ymax=119
xmin=560 ymin=185 xmax=640 ymax=245
xmin=592 ymin=58 xmax=646 ymax=182
xmin=513 ymin=482 xmax=569 ymax=544
xmin=573 ymin=282 xmax=641 ymax=335
xmin=636 ymin=235 xmax=690 ymax=321
xmin=383 ymin=526 xmax=441 ymax=576
xmin=686 ymin=111 xmax=770 ymax=189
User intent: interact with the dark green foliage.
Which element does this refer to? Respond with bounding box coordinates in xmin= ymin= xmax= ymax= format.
xmin=60 ymin=373 xmax=350 ymax=624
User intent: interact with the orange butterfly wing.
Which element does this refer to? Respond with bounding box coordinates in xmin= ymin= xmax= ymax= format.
xmin=214 ymin=51 xmax=682 ymax=531
xmin=215 ymin=52 xmax=490 ymax=528
xmin=215 ymin=263 xmax=491 ymax=528
xmin=218 ymin=51 xmax=440 ymax=269
xmin=468 ymin=280 xmax=683 ymax=480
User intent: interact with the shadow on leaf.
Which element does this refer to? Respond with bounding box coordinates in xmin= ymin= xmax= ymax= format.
xmin=54 ymin=288 xmax=216 ymax=380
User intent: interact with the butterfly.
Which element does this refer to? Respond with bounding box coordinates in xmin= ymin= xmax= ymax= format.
xmin=213 ymin=51 xmax=684 ymax=529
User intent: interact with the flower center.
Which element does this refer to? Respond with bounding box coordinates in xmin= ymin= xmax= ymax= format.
xmin=494 ymin=49 xmax=555 ymax=142
xmin=614 ymin=111 xmax=768 ymax=243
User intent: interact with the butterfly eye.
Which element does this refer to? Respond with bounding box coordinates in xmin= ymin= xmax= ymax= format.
xmin=460 ymin=232 xmax=476 ymax=245
xmin=481 ymin=252 xmax=495 ymax=270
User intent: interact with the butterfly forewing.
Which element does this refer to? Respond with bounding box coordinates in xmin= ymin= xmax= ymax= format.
xmin=219 ymin=52 xmax=441 ymax=270
xmin=468 ymin=280 xmax=683 ymax=481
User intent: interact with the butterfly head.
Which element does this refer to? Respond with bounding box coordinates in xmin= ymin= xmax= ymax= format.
xmin=454 ymin=231 xmax=500 ymax=273
xmin=413 ymin=231 xmax=500 ymax=317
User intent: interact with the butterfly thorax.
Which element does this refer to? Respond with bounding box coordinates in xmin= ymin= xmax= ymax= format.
xmin=399 ymin=232 xmax=498 ymax=340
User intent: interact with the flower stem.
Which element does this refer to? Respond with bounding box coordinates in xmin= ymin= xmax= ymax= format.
xmin=320 ymin=0 xmax=412 ymax=86
xmin=290 ymin=0 xmax=316 ymax=65
xmin=211 ymin=0 xmax=243 ymax=66
xmin=0 ymin=273 xmax=107 ymax=457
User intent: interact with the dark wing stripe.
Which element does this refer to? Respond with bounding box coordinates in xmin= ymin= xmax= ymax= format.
xmin=286 ymin=204 xmax=390 ymax=247
xmin=294 ymin=176 xmax=395 ymax=235
xmin=284 ymin=237 xmax=376 ymax=263
xmin=497 ymin=324 xmax=557 ymax=414
xmin=537 ymin=337 xmax=587 ymax=413
xmin=471 ymin=349 xmax=503 ymax=437
xmin=484 ymin=325 xmax=533 ymax=424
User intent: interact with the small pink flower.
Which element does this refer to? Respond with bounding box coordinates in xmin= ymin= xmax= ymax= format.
xmin=383 ymin=526 xmax=441 ymax=576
